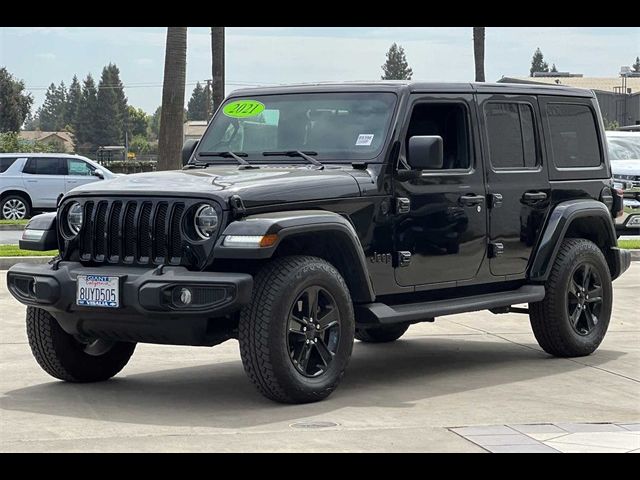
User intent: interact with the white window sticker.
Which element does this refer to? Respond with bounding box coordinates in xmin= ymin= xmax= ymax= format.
xmin=355 ymin=134 xmax=374 ymax=146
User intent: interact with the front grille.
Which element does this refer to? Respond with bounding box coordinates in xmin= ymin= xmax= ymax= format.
xmin=77 ymin=199 xmax=187 ymax=266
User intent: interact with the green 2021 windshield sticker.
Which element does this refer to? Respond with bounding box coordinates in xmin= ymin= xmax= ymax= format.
xmin=223 ymin=100 xmax=265 ymax=118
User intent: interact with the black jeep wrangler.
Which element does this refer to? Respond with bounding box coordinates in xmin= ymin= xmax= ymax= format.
xmin=7 ymin=82 xmax=631 ymax=404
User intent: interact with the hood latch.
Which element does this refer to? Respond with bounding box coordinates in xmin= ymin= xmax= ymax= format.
xmin=229 ymin=195 xmax=247 ymax=219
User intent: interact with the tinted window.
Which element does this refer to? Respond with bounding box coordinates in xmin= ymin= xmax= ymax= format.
xmin=406 ymin=103 xmax=470 ymax=170
xmin=67 ymin=159 xmax=94 ymax=176
xmin=547 ymin=103 xmax=601 ymax=168
xmin=23 ymin=158 xmax=66 ymax=175
xmin=0 ymin=157 xmax=18 ymax=173
xmin=485 ymin=102 xmax=537 ymax=169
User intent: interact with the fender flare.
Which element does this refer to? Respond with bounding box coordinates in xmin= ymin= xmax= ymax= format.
xmin=529 ymin=199 xmax=617 ymax=282
xmin=214 ymin=210 xmax=375 ymax=302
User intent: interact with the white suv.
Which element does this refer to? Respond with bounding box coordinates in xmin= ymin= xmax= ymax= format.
xmin=0 ymin=153 xmax=117 ymax=220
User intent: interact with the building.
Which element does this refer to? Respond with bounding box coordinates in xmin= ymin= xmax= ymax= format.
xmin=497 ymin=75 xmax=640 ymax=128
xmin=19 ymin=131 xmax=75 ymax=152
xmin=183 ymin=121 xmax=209 ymax=143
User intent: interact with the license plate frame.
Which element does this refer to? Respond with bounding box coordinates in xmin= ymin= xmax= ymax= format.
xmin=76 ymin=275 xmax=120 ymax=308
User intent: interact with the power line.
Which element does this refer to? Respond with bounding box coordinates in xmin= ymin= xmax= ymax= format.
xmin=24 ymin=80 xmax=280 ymax=91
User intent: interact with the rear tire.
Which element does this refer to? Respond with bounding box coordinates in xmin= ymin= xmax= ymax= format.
xmin=26 ymin=306 xmax=136 ymax=382
xmin=529 ymin=238 xmax=612 ymax=357
xmin=355 ymin=324 xmax=410 ymax=343
xmin=1 ymin=194 xmax=30 ymax=220
xmin=239 ymin=255 xmax=355 ymax=404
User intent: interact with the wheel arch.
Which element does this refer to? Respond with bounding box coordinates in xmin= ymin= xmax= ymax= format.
xmin=529 ymin=199 xmax=620 ymax=281
xmin=1 ymin=189 xmax=32 ymax=206
xmin=214 ymin=210 xmax=375 ymax=303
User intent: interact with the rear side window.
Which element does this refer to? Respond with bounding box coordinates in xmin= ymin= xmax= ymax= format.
xmin=0 ymin=157 xmax=18 ymax=173
xmin=484 ymin=102 xmax=538 ymax=169
xmin=23 ymin=158 xmax=67 ymax=175
xmin=546 ymin=103 xmax=601 ymax=168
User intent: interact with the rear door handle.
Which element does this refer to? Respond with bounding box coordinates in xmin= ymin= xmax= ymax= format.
xmin=523 ymin=191 xmax=547 ymax=202
xmin=459 ymin=194 xmax=485 ymax=206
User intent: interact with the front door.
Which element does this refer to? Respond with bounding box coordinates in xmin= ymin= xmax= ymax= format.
xmin=394 ymin=94 xmax=487 ymax=287
xmin=66 ymin=158 xmax=99 ymax=192
xmin=476 ymin=94 xmax=550 ymax=276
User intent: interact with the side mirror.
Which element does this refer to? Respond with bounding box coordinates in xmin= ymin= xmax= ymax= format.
xmin=408 ymin=135 xmax=443 ymax=170
xmin=93 ymin=169 xmax=104 ymax=179
xmin=182 ymin=139 xmax=199 ymax=166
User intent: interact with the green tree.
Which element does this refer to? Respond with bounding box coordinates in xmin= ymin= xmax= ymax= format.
xmin=0 ymin=132 xmax=56 ymax=153
xmin=0 ymin=67 xmax=33 ymax=132
xmin=530 ymin=48 xmax=550 ymax=77
xmin=95 ymin=63 xmax=128 ymax=146
xmin=550 ymin=63 xmax=558 ymax=73
xmin=37 ymin=82 xmax=68 ymax=131
xmin=187 ymin=82 xmax=211 ymax=120
xmin=126 ymin=106 xmax=149 ymax=138
xmin=65 ymin=75 xmax=82 ymax=133
xmin=158 ymin=27 xmax=187 ymax=171
xmin=76 ymin=74 xmax=98 ymax=146
xmin=381 ymin=43 xmax=413 ymax=80
xmin=23 ymin=110 xmax=40 ymax=131
xmin=129 ymin=134 xmax=151 ymax=155
xmin=633 ymin=56 xmax=640 ymax=73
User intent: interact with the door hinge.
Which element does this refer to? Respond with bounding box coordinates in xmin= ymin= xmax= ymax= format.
xmin=488 ymin=242 xmax=504 ymax=258
xmin=488 ymin=193 xmax=503 ymax=209
xmin=397 ymin=251 xmax=412 ymax=267
xmin=396 ymin=197 xmax=411 ymax=214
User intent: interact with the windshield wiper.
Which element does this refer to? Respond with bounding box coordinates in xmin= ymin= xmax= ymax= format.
xmin=196 ymin=151 xmax=257 ymax=168
xmin=262 ymin=150 xmax=324 ymax=169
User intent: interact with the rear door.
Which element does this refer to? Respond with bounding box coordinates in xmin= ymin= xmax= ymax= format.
xmin=477 ymin=94 xmax=550 ymax=277
xmin=21 ymin=157 xmax=67 ymax=208
xmin=66 ymin=158 xmax=99 ymax=192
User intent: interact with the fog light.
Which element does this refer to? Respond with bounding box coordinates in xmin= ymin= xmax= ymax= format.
xmin=179 ymin=287 xmax=192 ymax=305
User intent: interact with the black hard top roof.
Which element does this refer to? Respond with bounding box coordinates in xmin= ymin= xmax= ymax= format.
xmin=228 ymin=81 xmax=594 ymax=98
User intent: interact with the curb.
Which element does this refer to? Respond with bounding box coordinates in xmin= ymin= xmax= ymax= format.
xmin=0 ymin=256 xmax=53 ymax=270
xmin=0 ymin=225 xmax=25 ymax=231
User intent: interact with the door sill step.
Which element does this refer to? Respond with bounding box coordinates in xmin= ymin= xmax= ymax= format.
xmin=355 ymin=285 xmax=545 ymax=327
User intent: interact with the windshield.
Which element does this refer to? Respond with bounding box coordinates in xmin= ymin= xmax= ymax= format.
xmin=607 ymin=134 xmax=640 ymax=161
xmin=196 ymin=92 xmax=397 ymax=162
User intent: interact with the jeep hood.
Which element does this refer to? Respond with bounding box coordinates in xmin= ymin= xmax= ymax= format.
xmin=68 ymin=165 xmax=367 ymax=209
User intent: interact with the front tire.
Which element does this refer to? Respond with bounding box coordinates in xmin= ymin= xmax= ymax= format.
xmin=355 ymin=323 xmax=410 ymax=343
xmin=26 ymin=306 xmax=136 ymax=382
xmin=529 ymin=238 xmax=612 ymax=357
xmin=239 ymin=256 xmax=355 ymax=403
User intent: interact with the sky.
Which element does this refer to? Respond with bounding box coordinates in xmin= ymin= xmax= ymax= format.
xmin=1 ymin=27 xmax=639 ymax=115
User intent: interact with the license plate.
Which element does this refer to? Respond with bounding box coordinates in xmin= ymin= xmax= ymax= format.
xmin=76 ymin=275 xmax=120 ymax=308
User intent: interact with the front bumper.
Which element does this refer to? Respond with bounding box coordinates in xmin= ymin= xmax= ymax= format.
xmin=6 ymin=262 xmax=253 ymax=345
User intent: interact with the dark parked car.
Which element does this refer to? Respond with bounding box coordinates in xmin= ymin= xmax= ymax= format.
xmin=7 ymin=82 xmax=631 ymax=403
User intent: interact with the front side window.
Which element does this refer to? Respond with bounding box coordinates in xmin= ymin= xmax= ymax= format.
xmin=197 ymin=92 xmax=397 ymax=162
xmin=547 ymin=103 xmax=601 ymax=168
xmin=23 ymin=158 xmax=66 ymax=175
xmin=405 ymin=102 xmax=470 ymax=170
xmin=67 ymin=159 xmax=94 ymax=176
xmin=485 ymin=102 xmax=538 ymax=169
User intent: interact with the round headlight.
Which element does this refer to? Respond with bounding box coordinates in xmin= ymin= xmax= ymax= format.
xmin=194 ymin=204 xmax=218 ymax=239
xmin=67 ymin=202 xmax=83 ymax=236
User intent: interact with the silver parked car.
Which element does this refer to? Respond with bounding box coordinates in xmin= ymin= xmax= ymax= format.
xmin=606 ymin=131 xmax=640 ymax=235
xmin=0 ymin=153 xmax=117 ymax=220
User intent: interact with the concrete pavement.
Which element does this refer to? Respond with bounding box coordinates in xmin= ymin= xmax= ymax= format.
xmin=0 ymin=265 xmax=638 ymax=452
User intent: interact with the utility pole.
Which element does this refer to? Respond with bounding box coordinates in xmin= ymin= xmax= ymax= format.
xmin=211 ymin=27 xmax=225 ymax=112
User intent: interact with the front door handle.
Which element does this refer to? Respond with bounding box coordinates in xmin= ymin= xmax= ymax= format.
xmin=459 ymin=194 xmax=485 ymax=206
xmin=523 ymin=191 xmax=547 ymax=202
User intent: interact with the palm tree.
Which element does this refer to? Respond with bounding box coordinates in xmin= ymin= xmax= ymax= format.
xmin=473 ymin=27 xmax=485 ymax=82
xmin=211 ymin=27 xmax=225 ymax=111
xmin=157 ymin=27 xmax=187 ymax=171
